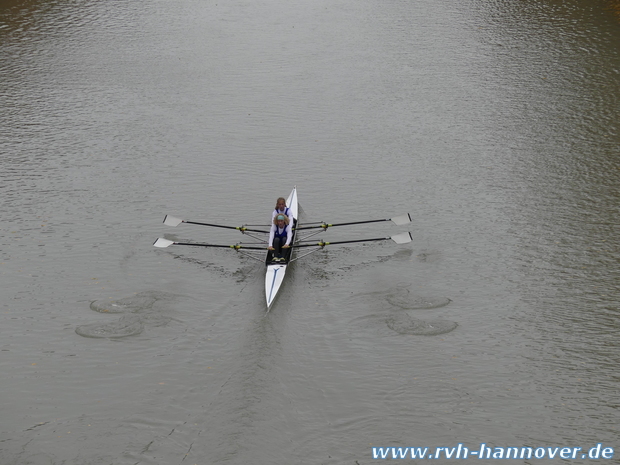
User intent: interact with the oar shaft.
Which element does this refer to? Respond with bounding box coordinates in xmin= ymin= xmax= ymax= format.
xmin=184 ymin=221 xmax=269 ymax=234
xmin=296 ymin=219 xmax=388 ymax=230
xmin=293 ymin=237 xmax=389 ymax=248
xmin=172 ymin=242 xmax=266 ymax=250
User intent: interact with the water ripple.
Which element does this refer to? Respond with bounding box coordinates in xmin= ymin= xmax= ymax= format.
xmin=76 ymin=291 xmax=175 ymax=338
xmin=348 ymin=283 xmax=457 ymax=337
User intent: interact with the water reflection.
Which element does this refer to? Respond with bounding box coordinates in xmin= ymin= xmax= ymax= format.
xmin=606 ymin=0 xmax=620 ymax=21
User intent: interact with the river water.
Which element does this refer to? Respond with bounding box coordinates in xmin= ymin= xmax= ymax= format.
xmin=1 ymin=0 xmax=618 ymax=464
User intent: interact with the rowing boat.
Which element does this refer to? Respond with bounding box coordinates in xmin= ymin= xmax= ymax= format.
xmin=264 ymin=186 xmax=298 ymax=309
xmin=153 ymin=187 xmax=413 ymax=310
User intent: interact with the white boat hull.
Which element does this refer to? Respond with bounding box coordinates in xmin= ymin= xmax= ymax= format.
xmin=265 ymin=264 xmax=287 ymax=308
xmin=265 ymin=186 xmax=298 ymax=309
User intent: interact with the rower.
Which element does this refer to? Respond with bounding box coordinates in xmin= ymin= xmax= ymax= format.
xmin=268 ymin=214 xmax=292 ymax=261
xmin=272 ymin=197 xmax=294 ymax=225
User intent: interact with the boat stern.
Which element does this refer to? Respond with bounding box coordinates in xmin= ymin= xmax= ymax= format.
xmin=265 ymin=264 xmax=287 ymax=308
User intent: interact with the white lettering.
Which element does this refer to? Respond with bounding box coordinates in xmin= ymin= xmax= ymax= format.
xmin=589 ymin=443 xmax=603 ymax=459
xmin=391 ymin=447 xmax=409 ymax=459
xmin=371 ymin=443 xmax=613 ymax=460
xmin=559 ymin=447 xmax=572 ymax=459
xmin=456 ymin=443 xmax=469 ymax=459
xmin=372 ymin=447 xmax=390 ymax=459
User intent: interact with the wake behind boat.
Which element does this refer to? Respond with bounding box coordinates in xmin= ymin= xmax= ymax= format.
xmin=153 ymin=186 xmax=413 ymax=310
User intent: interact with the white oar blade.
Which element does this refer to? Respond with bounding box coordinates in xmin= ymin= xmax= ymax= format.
xmin=391 ymin=232 xmax=412 ymax=244
xmin=153 ymin=238 xmax=175 ymax=248
xmin=391 ymin=213 xmax=412 ymax=226
xmin=163 ymin=215 xmax=184 ymax=227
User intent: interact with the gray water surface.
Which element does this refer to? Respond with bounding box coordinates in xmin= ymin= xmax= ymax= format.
xmin=1 ymin=0 xmax=618 ymax=463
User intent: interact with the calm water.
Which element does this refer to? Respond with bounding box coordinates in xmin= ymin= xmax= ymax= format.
xmin=1 ymin=0 xmax=619 ymax=463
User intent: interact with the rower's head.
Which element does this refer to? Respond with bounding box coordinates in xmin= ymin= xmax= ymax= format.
xmin=275 ymin=197 xmax=287 ymax=211
xmin=273 ymin=214 xmax=289 ymax=226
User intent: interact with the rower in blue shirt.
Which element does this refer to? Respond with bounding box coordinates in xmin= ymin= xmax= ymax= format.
xmin=268 ymin=214 xmax=292 ymax=261
xmin=272 ymin=197 xmax=294 ymax=224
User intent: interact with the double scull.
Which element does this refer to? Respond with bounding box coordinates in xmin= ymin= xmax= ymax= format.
xmin=153 ymin=186 xmax=412 ymax=310
xmin=264 ymin=186 xmax=298 ymax=308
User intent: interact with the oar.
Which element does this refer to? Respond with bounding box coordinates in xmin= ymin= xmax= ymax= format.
xmin=295 ymin=213 xmax=411 ymax=231
xmin=153 ymin=238 xmax=266 ymax=250
xmin=292 ymin=231 xmax=412 ymax=248
xmin=163 ymin=215 xmax=269 ymax=234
